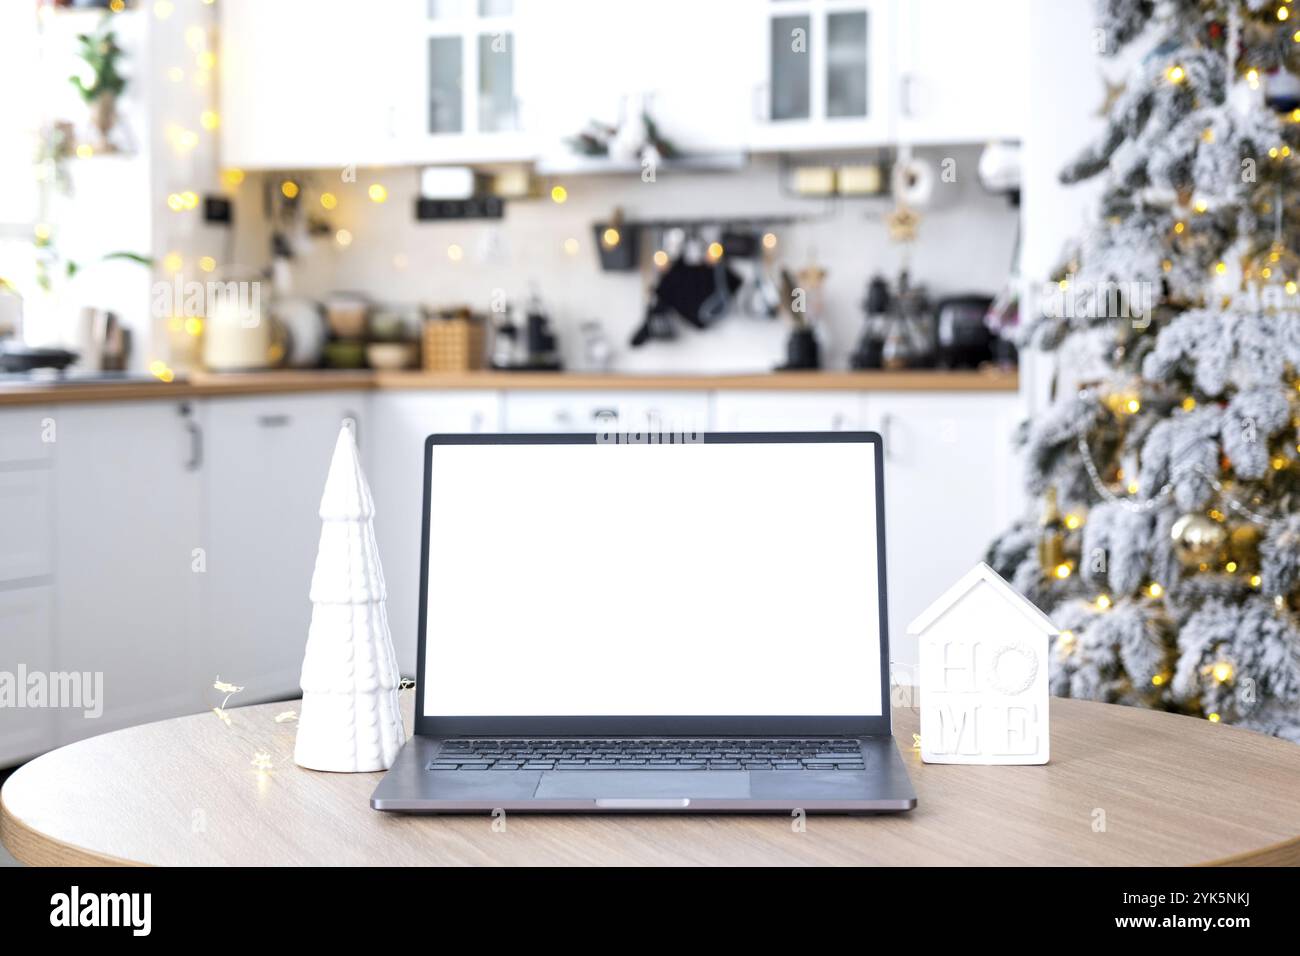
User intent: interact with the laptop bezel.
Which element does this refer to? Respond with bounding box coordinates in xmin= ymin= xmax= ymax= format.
xmin=413 ymin=431 xmax=893 ymax=739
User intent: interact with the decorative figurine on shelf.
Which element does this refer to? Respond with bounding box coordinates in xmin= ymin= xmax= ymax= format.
xmin=293 ymin=421 xmax=405 ymax=773
xmin=908 ymin=563 xmax=1053 ymax=766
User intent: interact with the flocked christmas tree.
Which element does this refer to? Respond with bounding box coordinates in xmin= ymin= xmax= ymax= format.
xmin=989 ymin=0 xmax=1300 ymax=740
xmin=294 ymin=423 xmax=405 ymax=772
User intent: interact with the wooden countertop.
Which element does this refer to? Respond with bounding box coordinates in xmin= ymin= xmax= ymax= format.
xmin=4 ymin=692 xmax=1297 ymax=866
xmin=0 ymin=368 xmax=1018 ymax=406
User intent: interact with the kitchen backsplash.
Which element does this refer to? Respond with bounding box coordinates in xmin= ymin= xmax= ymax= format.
xmin=228 ymin=146 xmax=1019 ymax=373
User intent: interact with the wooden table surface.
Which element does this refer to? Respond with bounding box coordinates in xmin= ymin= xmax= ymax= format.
xmin=4 ymin=693 xmax=1299 ymax=866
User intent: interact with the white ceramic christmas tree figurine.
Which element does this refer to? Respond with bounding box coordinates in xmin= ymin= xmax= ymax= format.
xmin=294 ymin=422 xmax=405 ymax=772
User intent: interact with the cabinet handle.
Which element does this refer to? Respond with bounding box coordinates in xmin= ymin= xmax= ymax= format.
xmin=179 ymin=403 xmax=203 ymax=472
xmin=592 ymin=407 xmax=619 ymax=422
xmin=831 ymin=412 xmax=845 ymax=432
xmin=900 ymin=74 xmax=917 ymax=119
xmin=257 ymin=414 xmax=291 ymax=428
xmin=470 ymin=411 xmax=485 ymax=433
xmin=880 ymin=412 xmax=895 ymax=460
xmin=752 ymin=82 xmax=769 ymax=123
xmin=342 ymin=410 xmax=361 ymax=449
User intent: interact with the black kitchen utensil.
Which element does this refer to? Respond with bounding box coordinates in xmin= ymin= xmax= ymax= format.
xmin=629 ymin=296 xmax=679 ymax=347
xmin=592 ymin=221 xmax=640 ymax=271
xmin=778 ymin=328 xmax=821 ymax=370
xmin=0 ymin=343 xmax=78 ymax=373
xmin=934 ymin=294 xmax=995 ymax=368
xmin=720 ymin=230 xmax=760 ymax=259
xmin=653 ymin=259 xmax=741 ymax=328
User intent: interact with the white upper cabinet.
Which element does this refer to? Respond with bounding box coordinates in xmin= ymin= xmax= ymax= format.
xmin=749 ymin=0 xmax=894 ymax=151
xmin=523 ymin=0 xmax=752 ymax=164
xmin=220 ymin=0 xmax=1027 ymax=168
xmin=894 ymin=0 xmax=1028 ymax=145
xmin=220 ymin=0 xmax=398 ymax=169
xmin=394 ymin=0 xmax=539 ymax=163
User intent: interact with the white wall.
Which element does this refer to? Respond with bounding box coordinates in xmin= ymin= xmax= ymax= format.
xmin=228 ymin=148 xmax=1020 ymax=372
xmin=1023 ymin=0 xmax=1108 ymax=284
xmin=1019 ymin=0 xmax=1115 ymax=412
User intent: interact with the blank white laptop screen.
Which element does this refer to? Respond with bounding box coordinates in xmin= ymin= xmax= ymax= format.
xmin=421 ymin=439 xmax=884 ymax=717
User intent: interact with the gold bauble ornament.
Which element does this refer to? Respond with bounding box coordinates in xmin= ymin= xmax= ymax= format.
xmin=1170 ymin=513 xmax=1228 ymax=568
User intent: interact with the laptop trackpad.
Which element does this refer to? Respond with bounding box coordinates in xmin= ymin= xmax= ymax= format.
xmin=534 ymin=771 xmax=750 ymax=800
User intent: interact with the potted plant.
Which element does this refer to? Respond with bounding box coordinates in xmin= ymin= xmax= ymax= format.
xmin=69 ymin=15 xmax=127 ymax=152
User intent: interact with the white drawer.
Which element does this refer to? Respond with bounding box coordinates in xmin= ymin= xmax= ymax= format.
xmin=711 ymin=392 xmax=868 ymax=431
xmin=0 ymin=468 xmax=52 ymax=582
xmin=0 ymin=407 xmax=55 ymax=464
xmin=503 ymin=391 xmax=710 ymax=435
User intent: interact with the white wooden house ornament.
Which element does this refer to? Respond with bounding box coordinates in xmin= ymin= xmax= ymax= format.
xmin=907 ymin=562 xmax=1053 ymax=765
xmin=293 ymin=422 xmax=405 ymax=773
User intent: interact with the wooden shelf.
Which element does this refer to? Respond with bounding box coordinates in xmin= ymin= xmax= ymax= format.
xmin=0 ymin=368 xmax=1019 ymax=406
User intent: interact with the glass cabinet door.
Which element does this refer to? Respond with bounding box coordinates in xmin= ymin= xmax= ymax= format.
xmin=428 ymin=36 xmax=464 ymax=133
xmin=477 ymin=31 xmax=516 ymax=132
xmin=769 ymin=14 xmax=811 ymax=122
xmin=424 ymin=0 xmax=517 ymax=137
xmin=762 ymin=0 xmax=877 ymax=140
xmin=825 ymin=9 xmax=868 ymax=119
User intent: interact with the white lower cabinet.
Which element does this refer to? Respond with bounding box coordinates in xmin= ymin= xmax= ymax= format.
xmin=865 ymin=392 xmax=1023 ymax=673
xmin=203 ymin=393 xmax=368 ymax=704
xmin=503 ymin=391 xmax=710 ymax=435
xmin=710 ymin=392 xmax=868 ymax=431
xmin=0 ymin=587 xmax=55 ymax=764
xmin=0 ymin=417 xmax=56 ymax=763
xmin=51 ymin=402 xmax=207 ymax=742
xmin=6 ymin=383 xmax=1023 ymax=765
xmin=367 ymin=391 xmax=501 ymax=674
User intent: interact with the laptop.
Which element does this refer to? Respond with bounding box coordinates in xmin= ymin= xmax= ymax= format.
xmin=371 ymin=431 xmax=917 ymax=813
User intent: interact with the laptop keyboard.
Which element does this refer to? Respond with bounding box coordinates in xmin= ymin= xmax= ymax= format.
xmin=428 ymin=739 xmax=866 ymax=771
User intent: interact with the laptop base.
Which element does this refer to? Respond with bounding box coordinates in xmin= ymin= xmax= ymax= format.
xmin=370 ymin=735 xmax=917 ymax=813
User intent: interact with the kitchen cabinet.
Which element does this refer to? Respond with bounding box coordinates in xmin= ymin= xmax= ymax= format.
xmin=503 ymin=391 xmax=710 ymax=435
xmin=367 ymin=390 xmax=501 ymax=672
xmin=0 ymin=407 xmax=55 ymax=765
xmin=0 ymin=587 xmax=55 ymax=765
xmin=5 ymin=381 xmax=1024 ymax=766
xmin=711 ymin=391 xmax=867 ymax=431
xmin=0 ymin=406 xmax=54 ymax=465
xmin=749 ymin=0 xmax=894 ymax=151
xmin=894 ymin=0 xmax=1028 ymax=145
xmin=395 ymin=0 xmax=538 ymax=163
xmin=219 ymin=1 xmax=399 ymax=170
xmin=221 ymin=0 xmax=539 ymax=168
xmin=203 ymin=393 xmax=368 ymax=702
xmin=0 ymin=469 xmax=52 ymax=585
xmin=51 ymin=402 xmax=207 ymax=741
xmin=220 ymin=0 xmax=1027 ymax=170
xmin=865 ymin=391 xmax=1023 ymax=672
xmin=525 ymin=0 xmax=752 ymax=162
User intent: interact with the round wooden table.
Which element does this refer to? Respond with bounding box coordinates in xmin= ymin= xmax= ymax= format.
xmin=4 ymin=693 xmax=1299 ymax=866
